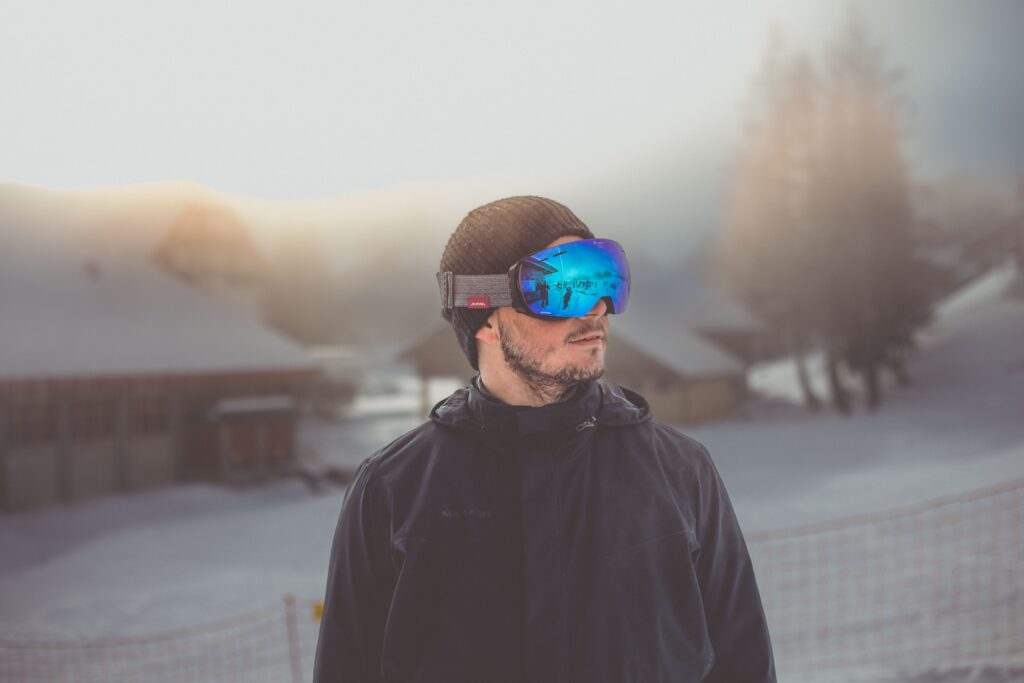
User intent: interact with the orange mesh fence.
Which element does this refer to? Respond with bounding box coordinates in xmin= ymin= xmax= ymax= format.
xmin=1 ymin=479 xmax=1021 ymax=681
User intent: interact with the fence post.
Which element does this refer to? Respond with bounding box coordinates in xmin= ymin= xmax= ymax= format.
xmin=284 ymin=593 xmax=303 ymax=683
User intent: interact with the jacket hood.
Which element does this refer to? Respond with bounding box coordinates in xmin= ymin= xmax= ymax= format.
xmin=429 ymin=374 xmax=652 ymax=440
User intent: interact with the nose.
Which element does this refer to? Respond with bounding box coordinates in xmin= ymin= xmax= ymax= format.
xmin=580 ymin=297 xmax=608 ymax=318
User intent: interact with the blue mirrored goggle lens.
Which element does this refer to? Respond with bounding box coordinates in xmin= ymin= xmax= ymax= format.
xmin=517 ymin=238 xmax=630 ymax=318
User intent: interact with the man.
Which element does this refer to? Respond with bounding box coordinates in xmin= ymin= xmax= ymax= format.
xmin=313 ymin=196 xmax=776 ymax=682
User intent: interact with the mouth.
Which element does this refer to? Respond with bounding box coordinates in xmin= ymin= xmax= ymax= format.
xmin=569 ymin=333 xmax=605 ymax=345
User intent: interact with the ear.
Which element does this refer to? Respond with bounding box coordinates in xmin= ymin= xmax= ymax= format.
xmin=475 ymin=309 xmax=501 ymax=346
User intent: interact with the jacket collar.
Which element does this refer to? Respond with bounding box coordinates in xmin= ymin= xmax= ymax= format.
xmin=429 ymin=373 xmax=652 ymax=440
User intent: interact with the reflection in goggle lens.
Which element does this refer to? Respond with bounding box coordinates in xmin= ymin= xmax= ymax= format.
xmin=517 ymin=239 xmax=629 ymax=318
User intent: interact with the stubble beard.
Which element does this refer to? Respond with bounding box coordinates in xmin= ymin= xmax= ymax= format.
xmin=498 ymin=315 xmax=605 ymax=404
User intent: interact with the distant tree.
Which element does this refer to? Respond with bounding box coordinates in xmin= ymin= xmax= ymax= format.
xmin=153 ymin=201 xmax=267 ymax=286
xmin=810 ymin=11 xmax=933 ymax=411
xmin=716 ymin=31 xmax=825 ymax=411
xmin=717 ymin=11 xmax=935 ymax=414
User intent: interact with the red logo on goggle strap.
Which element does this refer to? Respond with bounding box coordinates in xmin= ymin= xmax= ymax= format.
xmin=467 ymin=296 xmax=490 ymax=309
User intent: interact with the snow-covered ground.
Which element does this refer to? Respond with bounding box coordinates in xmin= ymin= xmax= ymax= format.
xmin=1 ymin=262 xmax=1022 ymax=682
xmin=707 ymin=261 xmax=1024 ymax=532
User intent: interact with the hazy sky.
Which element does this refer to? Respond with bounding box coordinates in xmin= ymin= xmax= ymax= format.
xmin=2 ymin=0 xmax=1022 ymax=200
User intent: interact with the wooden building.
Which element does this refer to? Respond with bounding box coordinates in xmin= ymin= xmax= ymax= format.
xmin=0 ymin=223 xmax=317 ymax=512
xmin=602 ymin=311 xmax=747 ymax=425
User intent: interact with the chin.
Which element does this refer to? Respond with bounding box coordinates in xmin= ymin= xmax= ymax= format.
xmin=573 ymin=361 xmax=605 ymax=382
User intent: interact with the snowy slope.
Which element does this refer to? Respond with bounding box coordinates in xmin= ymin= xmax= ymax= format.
xmin=715 ymin=260 xmax=1024 ymax=530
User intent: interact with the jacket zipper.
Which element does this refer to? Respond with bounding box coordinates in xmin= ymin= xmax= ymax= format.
xmin=575 ymin=415 xmax=598 ymax=431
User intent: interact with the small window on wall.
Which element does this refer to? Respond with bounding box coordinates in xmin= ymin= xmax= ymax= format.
xmin=71 ymin=399 xmax=116 ymax=440
xmin=7 ymin=403 xmax=57 ymax=447
xmin=131 ymin=396 xmax=168 ymax=435
xmin=266 ymin=419 xmax=293 ymax=462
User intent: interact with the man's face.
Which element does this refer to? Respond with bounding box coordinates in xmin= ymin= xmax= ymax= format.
xmin=489 ymin=235 xmax=610 ymax=390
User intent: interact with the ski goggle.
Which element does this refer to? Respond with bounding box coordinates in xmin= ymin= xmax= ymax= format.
xmin=437 ymin=237 xmax=630 ymax=320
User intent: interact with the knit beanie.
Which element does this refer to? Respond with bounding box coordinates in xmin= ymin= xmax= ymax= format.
xmin=439 ymin=196 xmax=595 ymax=371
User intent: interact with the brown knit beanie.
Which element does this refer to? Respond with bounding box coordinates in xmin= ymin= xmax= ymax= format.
xmin=439 ymin=196 xmax=595 ymax=370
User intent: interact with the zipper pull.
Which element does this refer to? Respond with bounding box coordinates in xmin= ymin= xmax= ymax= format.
xmin=576 ymin=415 xmax=598 ymax=431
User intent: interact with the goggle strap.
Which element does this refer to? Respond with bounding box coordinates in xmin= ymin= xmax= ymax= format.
xmin=436 ymin=272 xmax=514 ymax=308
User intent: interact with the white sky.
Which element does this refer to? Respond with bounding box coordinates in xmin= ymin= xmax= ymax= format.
xmin=2 ymin=0 xmax=1021 ymax=200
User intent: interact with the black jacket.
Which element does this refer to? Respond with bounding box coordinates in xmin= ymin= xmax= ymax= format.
xmin=313 ymin=376 xmax=776 ymax=683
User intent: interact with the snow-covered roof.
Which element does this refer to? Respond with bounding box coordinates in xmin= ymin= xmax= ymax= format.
xmin=914 ymin=257 xmax=1024 ymax=364
xmin=931 ymin=257 xmax=1022 ymax=321
xmin=211 ymin=395 xmax=297 ymax=415
xmin=0 ymin=218 xmax=315 ymax=381
xmin=629 ymin=269 xmax=764 ymax=334
xmin=612 ymin=307 xmax=744 ymax=378
xmin=598 ymin=270 xmax=751 ymax=377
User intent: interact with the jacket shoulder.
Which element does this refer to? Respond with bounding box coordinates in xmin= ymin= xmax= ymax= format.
xmin=595 ymin=379 xmax=715 ymax=474
xmin=350 ymin=419 xmax=456 ymax=487
xmin=642 ymin=418 xmax=718 ymax=474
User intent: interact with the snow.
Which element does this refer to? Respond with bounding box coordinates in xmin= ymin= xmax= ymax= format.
xmin=1 ymin=262 xmax=1023 ymax=682
xmin=0 ymin=214 xmax=313 ymax=380
xmin=0 ymin=481 xmax=335 ymax=641
xmin=213 ymin=394 xmax=297 ymax=415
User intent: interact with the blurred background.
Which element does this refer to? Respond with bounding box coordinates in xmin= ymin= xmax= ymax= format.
xmin=1 ymin=1 xmax=1022 ymax=681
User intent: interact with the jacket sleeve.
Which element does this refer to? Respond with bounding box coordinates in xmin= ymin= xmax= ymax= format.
xmin=692 ymin=443 xmax=777 ymax=683
xmin=313 ymin=455 xmax=394 ymax=683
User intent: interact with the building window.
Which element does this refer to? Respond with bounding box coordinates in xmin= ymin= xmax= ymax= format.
xmin=131 ymin=396 xmax=168 ymax=435
xmin=7 ymin=403 xmax=57 ymax=447
xmin=266 ymin=419 xmax=293 ymax=462
xmin=71 ymin=399 xmax=116 ymax=440
xmin=226 ymin=422 xmax=260 ymax=468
